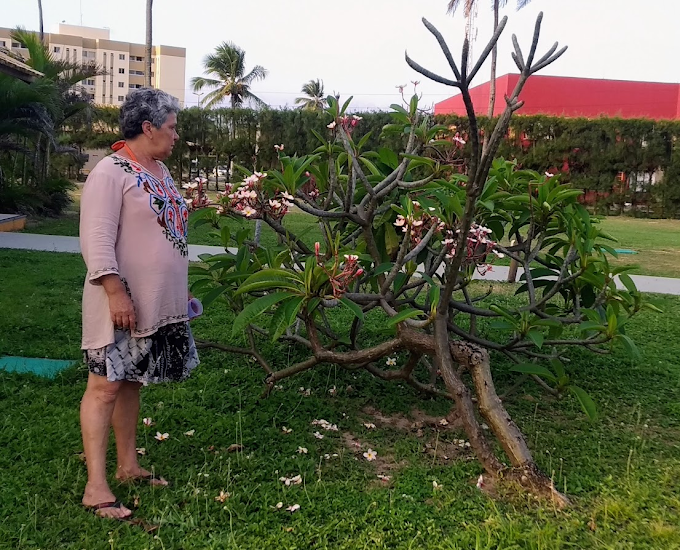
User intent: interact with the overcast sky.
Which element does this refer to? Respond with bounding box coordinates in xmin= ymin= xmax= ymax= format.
xmin=5 ymin=0 xmax=679 ymax=110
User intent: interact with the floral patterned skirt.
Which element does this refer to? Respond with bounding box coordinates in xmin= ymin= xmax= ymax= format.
xmin=85 ymin=322 xmax=200 ymax=384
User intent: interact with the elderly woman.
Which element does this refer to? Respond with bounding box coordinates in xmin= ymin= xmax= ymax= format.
xmin=79 ymin=88 xmax=199 ymax=520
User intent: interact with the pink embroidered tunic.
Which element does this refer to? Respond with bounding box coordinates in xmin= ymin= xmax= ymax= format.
xmin=80 ymin=154 xmax=190 ymax=350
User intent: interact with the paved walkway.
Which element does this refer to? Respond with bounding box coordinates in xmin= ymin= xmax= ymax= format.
xmin=3 ymin=232 xmax=680 ymax=295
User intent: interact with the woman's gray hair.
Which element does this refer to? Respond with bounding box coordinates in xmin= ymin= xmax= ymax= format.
xmin=119 ymin=88 xmax=180 ymax=139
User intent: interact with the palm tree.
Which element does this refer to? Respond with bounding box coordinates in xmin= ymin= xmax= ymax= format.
xmin=447 ymin=0 xmax=533 ymax=119
xmin=295 ymin=79 xmax=326 ymax=111
xmin=4 ymin=29 xmax=102 ymax=184
xmin=191 ymin=42 xmax=268 ymax=110
xmin=145 ymin=0 xmax=153 ymax=87
xmin=37 ymin=0 xmax=44 ymax=42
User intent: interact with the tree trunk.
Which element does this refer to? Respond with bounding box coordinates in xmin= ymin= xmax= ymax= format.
xmin=400 ymin=325 xmax=570 ymax=506
xmin=145 ymin=0 xmax=153 ymax=88
xmin=37 ymin=0 xmax=44 ymax=42
xmin=482 ymin=0 xmax=500 ymax=154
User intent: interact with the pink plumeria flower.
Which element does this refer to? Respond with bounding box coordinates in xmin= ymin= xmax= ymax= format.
xmin=476 ymin=474 xmax=485 ymax=489
xmin=439 ymin=418 xmax=449 ymax=426
xmin=184 ymin=429 xmax=195 ymax=436
xmin=377 ymin=474 xmax=391 ymax=482
xmin=281 ymin=426 xmax=293 ymax=434
xmin=386 ymin=357 xmax=397 ymax=366
xmin=243 ymin=206 xmax=257 ymax=218
xmin=364 ymin=422 xmax=376 ymax=429
xmin=432 ymin=480 xmax=442 ymax=490
xmin=136 ymin=447 xmax=146 ymax=456
xmin=143 ymin=418 xmax=153 ymax=427
xmin=363 ymin=449 xmax=377 ymax=461
xmin=297 ymin=447 xmax=308 ymax=454
xmin=215 ymin=491 xmax=230 ymax=503
xmin=154 ymin=432 xmax=170 ymax=441
xmin=327 ymin=121 xmax=337 ymax=129
xmin=274 ymin=144 xmax=285 ymax=152
xmin=313 ymin=431 xmax=324 ymax=440
xmin=286 ymin=504 xmax=301 ymax=513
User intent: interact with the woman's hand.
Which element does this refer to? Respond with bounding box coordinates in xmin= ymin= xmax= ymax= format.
xmin=100 ymin=274 xmax=136 ymax=330
xmin=108 ymin=290 xmax=136 ymax=330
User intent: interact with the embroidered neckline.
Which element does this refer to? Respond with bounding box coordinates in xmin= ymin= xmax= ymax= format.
xmin=111 ymin=153 xmax=167 ymax=183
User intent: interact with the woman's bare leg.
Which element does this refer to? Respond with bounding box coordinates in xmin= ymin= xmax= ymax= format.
xmin=80 ymin=373 xmax=132 ymax=519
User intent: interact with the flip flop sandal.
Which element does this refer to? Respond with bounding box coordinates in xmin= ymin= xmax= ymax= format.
xmin=85 ymin=500 xmax=133 ymax=521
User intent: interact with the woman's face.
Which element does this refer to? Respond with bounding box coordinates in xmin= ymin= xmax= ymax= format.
xmin=150 ymin=112 xmax=179 ymax=160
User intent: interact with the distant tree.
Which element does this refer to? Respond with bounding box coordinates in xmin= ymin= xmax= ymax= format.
xmin=191 ymin=42 xmax=268 ymax=110
xmin=447 ymin=0 xmax=534 ymax=123
xmin=295 ymin=79 xmax=326 ymax=111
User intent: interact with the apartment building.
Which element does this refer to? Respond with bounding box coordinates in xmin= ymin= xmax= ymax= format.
xmin=0 ymin=24 xmax=185 ymax=106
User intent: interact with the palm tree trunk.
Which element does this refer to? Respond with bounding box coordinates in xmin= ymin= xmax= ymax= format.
xmin=37 ymin=0 xmax=44 ymax=42
xmin=145 ymin=0 xmax=153 ymax=88
xmin=481 ymin=0 xmax=500 ymax=155
xmin=487 ymin=0 xmax=499 ymax=119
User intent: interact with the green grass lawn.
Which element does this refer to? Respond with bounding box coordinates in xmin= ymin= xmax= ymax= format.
xmin=1 ymin=249 xmax=679 ymax=548
xmin=597 ymin=217 xmax=680 ymax=278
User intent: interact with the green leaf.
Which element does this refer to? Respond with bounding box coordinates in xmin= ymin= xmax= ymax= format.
xmin=372 ymin=263 xmax=394 ymax=277
xmin=339 ymin=298 xmax=364 ymax=321
xmin=489 ymin=320 xmax=515 ymax=331
xmin=510 ymin=363 xmax=557 ymax=382
xmin=201 ymin=285 xmax=230 ymax=308
xmin=617 ymin=334 xmax=640 ymax=359
xmin=384 ymin=223 xmax=400 ymax=256
xmin=386 ymin=308 xmax=425 ymax=327
xmin=231 ymin=292 xmax=292 ymax=337
xmin=269 ymin=296 xmax=304 ymax=341
xmin=578 ymin=320 xmax=606 ymax=333
xmin=570 ymin=386 xmax=598 ymax=421
xmin=618 ymin=273 xmax=637 ymax=293
xmin=527 ymin=330 xmax=544 ymax=349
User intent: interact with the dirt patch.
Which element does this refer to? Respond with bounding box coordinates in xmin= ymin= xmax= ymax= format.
xmin=362 ymin=405 xmax=463 ymax=434
xmin=357 ymin=406 xmax=477 ymax=466
xmin=341 ymin=431 xmax=406 ymax=487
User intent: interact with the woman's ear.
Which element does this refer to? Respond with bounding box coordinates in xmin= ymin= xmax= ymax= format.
xmin=142 ymin=120 xmax=154 ymax=138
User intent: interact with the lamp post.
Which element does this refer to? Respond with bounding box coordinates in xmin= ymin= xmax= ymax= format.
xmin=192 ymin=92 xmax=203 ymax=182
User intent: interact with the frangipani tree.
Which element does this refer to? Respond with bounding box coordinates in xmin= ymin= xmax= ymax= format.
xmin=188 ymin=13 xmax=653 ymax=504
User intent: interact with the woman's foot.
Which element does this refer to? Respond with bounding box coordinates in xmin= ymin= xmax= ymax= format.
xmin=115 ymin=466 xmax=168 ymax=486
xmin=83 ymin=483 xmax=132 ymax=519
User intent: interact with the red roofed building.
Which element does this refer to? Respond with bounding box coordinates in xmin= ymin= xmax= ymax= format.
xmin=434 ymin=74 xmax=680 ymax=120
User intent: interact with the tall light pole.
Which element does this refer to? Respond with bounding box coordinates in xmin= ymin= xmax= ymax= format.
xmin=193 ymin=92 xmax=203 ymax=182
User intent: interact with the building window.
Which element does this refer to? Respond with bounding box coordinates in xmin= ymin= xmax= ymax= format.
xmin=129 ymin=83 xmax=142 ymax=89
xmin=12 ymin=41 xmax=21 ymax=48
xmin=118 ymin=82 xmax=125 ymax=88
xmin=119 ymin=53 xmax=126 ymax=60
xmin=118 ymin=95 xmax=125 ymax=101
xmin=118 ymin=68 xmax=125 ymax=74
xmin=53 ymin=46 xmax=61 ymax=53
xmin=0 ymin=41 xmax=5 ymax=47
xmin=86 ymin=79 xmax=95 ymax=86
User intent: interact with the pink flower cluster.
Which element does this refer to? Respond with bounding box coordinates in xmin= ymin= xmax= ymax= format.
xmin=182 ymin=177 xmax=212 ymax=211
xmin=302 ymin=171 xmax=320 ymax=200
xmin=218 ymin=172 xmax=293 ymax=220
xmin=314 ymin=242 xmax=364 ymax=298
xmin=442 ymin=224 xmax=505 ymax=275
xmin=327 ymin=115 xmax=363 ymax=134
xmin=394 ymin=201 xmax=444 ymax=246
